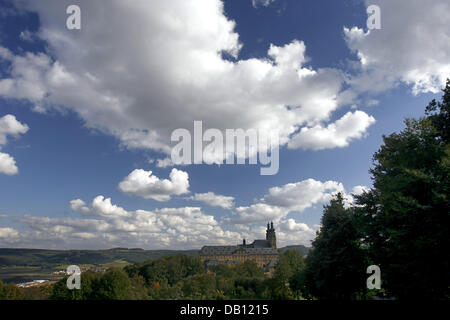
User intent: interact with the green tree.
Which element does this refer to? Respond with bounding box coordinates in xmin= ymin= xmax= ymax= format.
xmin=95 ymin=268 xmax=131 ymax=300
xmin=235 ymin=260 xmax=264 ymax=279
xmin=181 ymin=273 xmax=217 ymax=299
xmin=129 ymin=254 xmax=203 ymax=287
xmin=128 ymin=275 xmax=150 ymax=300
xmin=270 ymin=250 xmax=305 ymax=299
xmin=355 ymin=80 xmax=450 ymax=299
xmin=280 ymin=250 xmax=305 ymax=297
xmin=49 ymin=271 xmax=100 ymax=300
xmin=302 ymin=193 xmax=367 ymax=300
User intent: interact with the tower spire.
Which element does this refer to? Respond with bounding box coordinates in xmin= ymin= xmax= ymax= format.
xmin=266 ymin=222 xmax=277 ymax=249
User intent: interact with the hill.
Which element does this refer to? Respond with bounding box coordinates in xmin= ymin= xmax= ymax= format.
xmin=279 ymin=245 xmax=310 ymax=256
xmin=0 ymin=247 xmax=198 ymax=267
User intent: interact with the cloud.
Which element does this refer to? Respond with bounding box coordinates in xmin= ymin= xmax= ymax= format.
xmin=3 ymin=0 xmax=444 ymax=159
xmin=351 ymin=185 xmax=369 ymax=196
xmin=156 ymin=157 xmax=174 ymax=168
xmin=224 ymin=179 xmax=367 ymax=245
xmin=70 ymin=199 xmax=89 ymax=213
xmin=71 ymin=196 xmax=131 ymax=218
xmin=344 ymin=0 xmax=450 ymax=95
xmin=0 ymin=114 xmax=29 ymax=145
xmin=234 ymin=203 xmax=288 ymax=223
xmin=0 ymin=152 xmax=19 ymax=175
xmin=342 ymin=185 xmax=370 ymax=206
xmin=232 ymin=178 xmax=347 ymax=223
xmin=0 ymin=114 xmax=29 ymax=175
xmin=288 ymin=111 xmax=376 ymax=150
xmin=7 ymin=196 xmax=245 ymax=249
xmin=189 ymin=192 xmax=235 ymax=209
xmin=230 ymin=179 xmax=368 ymax=223
xmin=277 ymin=219 xmax=317 ymax=246
xmin=0 ymin=189 xmax=327 ymax=249
xmin=19 ymin=30 xmax=36 ymax=42
xmin=2 ymin=181 xmax=355 ymax=248
xmin=252 ymin=0 xmax=275 ymax=8
xmin=118 ymin=168 xmax=190 ymax=201
xmin=0 ymin=227 xmax=19 ymax=240
xmin=0 ymin=0 xmax=375 ymax=160
xmin=262 ymin=179 xmax=345 ymax=211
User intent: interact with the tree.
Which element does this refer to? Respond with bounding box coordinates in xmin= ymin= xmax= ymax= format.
xmin=0 ymin=282 xmax=25 ymax=300
xmin=49 ymin=268 xmax=132 ymax=300
xmin=95 ymin=268 xmax=131 ymax=300
xmin=302 ymin=193 xmax=367 ymax=300
xmin=49 ymin=271 xmax=100 ymax=300
xmin=181 ymin=273 xmax=217 ymax=299
xmin=235 ymin=260 xmax=264 ymax=279
xmin=355 ymin=80 xmax=450 ymax=299
xmin=129 ymin=254 xmax=203 ymax=287
xmin=271 ymin=250 xmax=305 ymax=299
xmin=282 ymin=250 xmax=306 ymax=297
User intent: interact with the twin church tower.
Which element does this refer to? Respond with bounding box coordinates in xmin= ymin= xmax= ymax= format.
xmin=266 ymin=221 xmax=277 ymax=249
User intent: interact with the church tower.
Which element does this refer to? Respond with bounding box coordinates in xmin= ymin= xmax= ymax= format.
xmin=266 ymin=221 xmax=277 ymax=249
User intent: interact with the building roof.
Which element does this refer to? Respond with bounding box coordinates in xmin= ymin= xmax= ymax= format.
xmin=251 ymin=240 xmax=272 ymax=248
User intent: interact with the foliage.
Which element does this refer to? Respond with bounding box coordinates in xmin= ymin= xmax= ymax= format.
xmin=301 ymin=193 xmax=367 ymax=300
xmin=125 ymin=254 xmax=203 ymax=287
xmin=0 ymin=279 xmax=25 ymax=300
xmin=354 ymin=80 xmax=450 ymax=299
xmin=49 ymin=268 xmax=132 ymax=300
xmin=46 ymin=254 xmax=310 ymax=300
xmin=271 ymin=250 xmax=305 ymax=299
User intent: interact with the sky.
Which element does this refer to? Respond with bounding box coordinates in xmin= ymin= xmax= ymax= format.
xmin=0 ymin=0 xmax=448 ymax=250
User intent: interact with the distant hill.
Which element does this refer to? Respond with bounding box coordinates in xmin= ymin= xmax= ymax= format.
xmin=0 ymin=248 xmax=198 ymax=267
xmin=278 ymin=245 xmax=311 ymax=256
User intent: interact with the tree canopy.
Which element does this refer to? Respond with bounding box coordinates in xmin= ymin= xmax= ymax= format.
xmin=354 ymin=80 xmax=450 ymax=299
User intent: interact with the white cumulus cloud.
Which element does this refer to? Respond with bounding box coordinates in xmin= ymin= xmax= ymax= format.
xmin=231 ymin=178 xmax=347 ymax=223
xmin=344 ymin=0 xmax=450 ymax=95
xmin=118 ymin=168 xmax=190 ymax=201
xmin=0 ymin=0 xmax=375 ymax=160
xmin=288 ymin=111 xmax=376 ymax=150
xmin=0 ymin=114 xmax=29 ymax=145
xmin=0 ymin=152 xmax=18 ymax=175
xmin=188 ymin=192 xmax=235 ymax=209
xmin=0 ymin=227 xmax=19 ymax=239
xmin=0 ymin=114 xmax=29 ymax=175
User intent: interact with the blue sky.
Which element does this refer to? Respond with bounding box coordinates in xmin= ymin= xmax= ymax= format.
xmin=0 ymin=0 xmax=447 ymax=249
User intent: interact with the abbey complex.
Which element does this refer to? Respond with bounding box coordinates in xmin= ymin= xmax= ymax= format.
xmin=199 ymin=222 xmax=279 ymax=273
